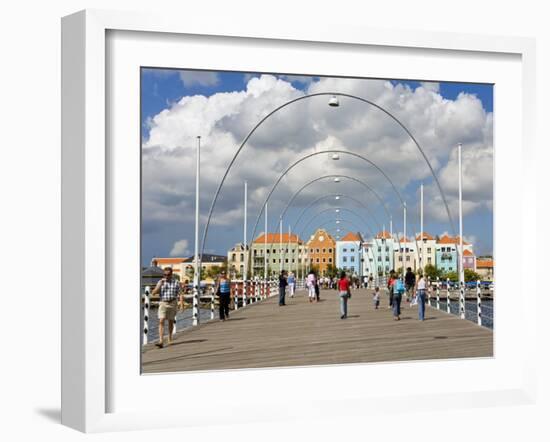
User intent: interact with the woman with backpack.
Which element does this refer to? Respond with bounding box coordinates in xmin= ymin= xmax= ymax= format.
xmin=393 ymin=276 xmax=405 ymax=320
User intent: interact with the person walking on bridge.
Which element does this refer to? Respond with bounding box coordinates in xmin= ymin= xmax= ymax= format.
xmin=287 ymin=271 xmax=296 ymax=298
xmin=415 ymin=272 xmax=427 ymax=321
xmin=338 ymin=271 xmax=352 ymax=319
xmin=405 ymin=267 xmax=416 ymax=304
xmin=278 ymin=270 xmax=288 ymax=306
xmin=306 ymin=270 xmax=316 ymax=302
xmin=151 ymin=267 xmax=183 ymax=348
xmin=393 ymin=276 xmax=405 ymax=321
xmin=215 ymin=270 xmax=231 ymax=321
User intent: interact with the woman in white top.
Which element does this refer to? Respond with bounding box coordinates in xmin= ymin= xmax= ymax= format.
xmin=306 ymin=271 xmax=316 ymax=302
xmin=415 ymin=273 xmax=427 ymax=321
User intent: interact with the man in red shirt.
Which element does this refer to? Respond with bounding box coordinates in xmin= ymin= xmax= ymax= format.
xmin=337 ymin=271 xmax=351 ymax=319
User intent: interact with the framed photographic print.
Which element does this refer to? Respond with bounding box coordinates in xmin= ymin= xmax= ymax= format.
xmin=62 ymin=9 xmax=537 ymax=432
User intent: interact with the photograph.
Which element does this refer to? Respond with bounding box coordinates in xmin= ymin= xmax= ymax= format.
xmin=140 ymin=68 xmax=494 ymax=374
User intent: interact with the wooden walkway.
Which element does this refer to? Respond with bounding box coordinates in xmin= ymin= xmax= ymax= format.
xmin=141 ymin=288 xmax=493 ymax=374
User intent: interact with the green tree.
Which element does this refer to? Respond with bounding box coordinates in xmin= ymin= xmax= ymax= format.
xmin=464 ymin=269 xmax=482 ymax=282
xmin=325 ymin=264 xmax=338 ymax=278
xmin=442 ymin=270 xmax=458 ymax=281
xmin=423 ymin=264 xmax=441 ymax=280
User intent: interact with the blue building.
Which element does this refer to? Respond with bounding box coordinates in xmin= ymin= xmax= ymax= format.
xmin=336 ymin=232 xmax=363 ymax=276
xmin=435 ymin=235 xmax=458 ymax=273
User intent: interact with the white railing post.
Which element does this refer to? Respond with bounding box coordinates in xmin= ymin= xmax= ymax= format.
xmin=243 ymin=279 xmax=247 ymax=307
xmin=210 ymin=285 xmax=215 ymax=320
xmin=143 ymin=286 xmax=150 ymax=345
xmin=477 ymin=279 xmax=482 ymax=326
xmin=459 ymin=280 xmax=466 ymax=320
xmin=233 ymin=280 xmax=239 ymax=311
xmin=436 ymin=277 xmax=441 ymax=310
xmin=446 ymin=277 xmax=451 ymax=314
xmin=255 ymin=280 xmax=259 ymax=302
xmin=426 ymin=277 xmax=431 ymax=307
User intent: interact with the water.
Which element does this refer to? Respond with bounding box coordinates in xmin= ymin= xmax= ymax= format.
xmin=142 ymin=307 xmax=218 ymax=344
xmin=427 ymin=298 xmax=493 ymax=329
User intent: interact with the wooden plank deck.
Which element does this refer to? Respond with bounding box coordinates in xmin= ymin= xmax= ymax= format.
xmin=142 ymin=288 xmax=493 ymax=374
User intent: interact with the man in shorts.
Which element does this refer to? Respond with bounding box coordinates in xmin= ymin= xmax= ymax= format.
xmin=152 ymin=267 xmax=182 ymax=348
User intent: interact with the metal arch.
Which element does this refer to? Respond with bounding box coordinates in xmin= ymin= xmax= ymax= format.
xmin=298 ymin=207 xmax=373 ymax=240
xmin=290 ymin=194 xmax=385 ymax=251
xmin=200 ymin=91 xmax=457 ymax=261
xmin=289 ymin=194 xmax=379 ymax=235
xmin=277 ymin=174 xmax=392 ymax=226
xmin=307 ymin=219 xmax=367 ymax=240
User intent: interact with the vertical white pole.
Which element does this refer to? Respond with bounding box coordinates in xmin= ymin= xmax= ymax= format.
xmin=436 ymin=277 xmax=440 ymax=310
xmin=279 ymin=217 xmax=283 ymax=274
xmin=382 ymin=224 xmax=386 ymax=281
xmin=143 ymin=286 xmax=150 ymax=345
xmin=288 ymin=224 xmax=291 ymax=276
xmin=458 ymin=143 xmax=465 ymax=320
xmin=403 ymin=203 xmax=407 ymax=279
xmin=264 ymin=203 xmax=268 ymax=279
xmin=210 ymin=285 xmax=215 ymax=320
xmin=243 ymin=180 xmax=247 ymax=307
xmin=446 ymin=277 xmax=451 ymax=314
xmin=420 ymin=182 xmax=424 ymax=274
xmin=192 ymin=136 xmax=201 ymax=327
xmin=477 ymin=279 xmax=482 ymax=326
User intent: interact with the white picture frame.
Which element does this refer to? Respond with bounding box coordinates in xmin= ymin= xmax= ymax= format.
xmin=61 ymin=9 xmax=537 ymax=433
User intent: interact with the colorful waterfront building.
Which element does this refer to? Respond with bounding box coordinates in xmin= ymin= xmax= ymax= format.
xmin=476 ymin=258 xmax=494 ymax=280
xmin=306 ymin=229 xmax=336 ymax=276
xmin=336 ymin=232 xmax=363 ymax=276
xmin=394 ymin=236 xmax=418 ymax=273
xmin=251 ymin=233 xmax=304 ymax=277
xmin=435 ymin=235 xmax=472 ymax=273
xmin=366 ymin=230 xmax=394 ymax=275
xmin=227 ymin=243 xmax=249 ymax=279
xmin=416 ymin=232 xmax=437 ymax=270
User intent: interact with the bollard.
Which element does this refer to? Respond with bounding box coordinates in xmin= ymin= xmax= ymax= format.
xmin=233 ymin=281 xmax=239 ymax=311
xmin=459 ymin=280 xmax=465 ymax=320
xmin=210 ymin=286 xmax=215 ymax=320
xmin=143 ymin=286 xmax=150 ymax=345
xmin=446 ymin=278 xmax=451 ymax=314
xmin=436 ymin=277 xmax=441 ymax=310
xmin=476 ymin=279 xmax=482 ymax=326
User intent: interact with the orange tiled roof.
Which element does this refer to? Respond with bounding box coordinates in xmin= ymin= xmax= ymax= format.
xmin=438 ymin=235 xmax=471 ymax=245
xmin=463 ymin=249 xmax=474 ymax=256
xmin=375 ymin=230 xmax=392 ymax=239
xmin=398 ymin=236 xmax=411 ymax=242
xmin=476 ymin=258 xmax=494 ymax=268
xmin=253 ymin=233 xmax=302 ymax=244
xmin=340 ymin=231 xmax=363 ymax=242
xmin=416 ymin=232 xmax=434 ymax=240
xmin=156 ymin=257 xmax=186 ymax=264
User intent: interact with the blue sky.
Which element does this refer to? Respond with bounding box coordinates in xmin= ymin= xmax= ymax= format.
xmin=141 ymin=69 xmax=493 ymax=265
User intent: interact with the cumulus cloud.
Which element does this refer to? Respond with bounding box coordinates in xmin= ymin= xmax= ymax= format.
xmin=179 ymin=71 xmax=220 ymax=87
xmin=170 ymin=239 xmax=190 ymax=257
xmin=142 ymin=73 xmax=493 ymax=258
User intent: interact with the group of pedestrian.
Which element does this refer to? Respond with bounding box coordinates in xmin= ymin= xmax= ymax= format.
xmin=152 ymin=265 xmax=430 ymax=349
xmin=385 ymin=267 xmax=428 ymax=321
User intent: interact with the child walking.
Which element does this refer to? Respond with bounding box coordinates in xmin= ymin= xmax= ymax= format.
xmin=373 ymin=286 xmax=380 ymax=309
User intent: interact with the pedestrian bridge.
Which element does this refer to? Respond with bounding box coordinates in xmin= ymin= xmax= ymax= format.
xmin=141 ymin=287 xmax=493 ymax=374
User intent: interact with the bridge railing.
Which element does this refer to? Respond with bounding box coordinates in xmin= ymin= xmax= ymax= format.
xmin=141 ymin=278 xmax=292 ymax=345
xmin=425 ymin=278 xmax=493 ymax=328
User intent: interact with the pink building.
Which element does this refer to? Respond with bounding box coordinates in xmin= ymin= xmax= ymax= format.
xmin=462 ymin=249 xmax=476 ymax=271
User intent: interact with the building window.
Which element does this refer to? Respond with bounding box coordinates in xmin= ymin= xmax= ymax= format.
xmin=377 ymin=257 xmax=381 ymax=262
xmin=316 ymin=249 xmax=320 ymax=253
xmin=399 ymin=256 xmax=403 ymax=261
xmin=285 ymin=259 xmax=288 ymax=263
xmin=329 ymin=248 xmax=333 ymax=253
xmin=427 ymin=248 xmax=431 ymax=253
xmin=385 ymin=256 xmax=389 ymax=262
xmin=428 ymin=257 xmax=432 ymax=264
xmin=316 ymin=258 xmax=320 ymax=263
xmin=322 ymin=258 xmax=326 ymax=263
xmin=273 ymin=259 xmax=276 ymax=264
xmin=328 ymin=258 xmax=332 ymax=263
xmin=310 ymin=249 xmax=313 ymax=254
xmin=273 ymin=249 xmax=276 ymax=254
xmin=378 ymin=247 xmax=382 ymax=252
xmin=343 ymin=248 xmax=347 ymax=252
xmin=406 ymin=256 xmax=410 ymax=262
xmin=343 ymin=257 xmax=347 ymax=262
xmin=351 ymin=257 xmax=355 ymax=262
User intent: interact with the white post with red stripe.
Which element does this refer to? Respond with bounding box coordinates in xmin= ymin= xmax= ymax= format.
xmin=142 ymin=286 xmax=150 ymax=345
